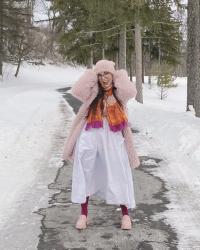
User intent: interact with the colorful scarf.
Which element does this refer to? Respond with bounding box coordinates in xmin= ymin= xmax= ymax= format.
xmin=85 ymin=87 xmax=128 ymax=132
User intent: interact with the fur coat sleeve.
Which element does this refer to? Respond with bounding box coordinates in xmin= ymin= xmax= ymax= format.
xmin=70 ymin=68 xmax=137 ymax=104
xmin=113 ymin=69 xmax=137 ymax=104
xmin=69 ymin=69 xmax=98 ymax=103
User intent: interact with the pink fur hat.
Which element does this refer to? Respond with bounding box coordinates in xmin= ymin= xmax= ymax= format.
xmin=94 ymin=59 xmax=116 ymax=75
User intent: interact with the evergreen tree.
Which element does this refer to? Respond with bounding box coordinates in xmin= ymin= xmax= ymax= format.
xmin=52 ymin=0 xmax=183 ymax=104
xmin=0 ymin=0 xmax=33 ymax=77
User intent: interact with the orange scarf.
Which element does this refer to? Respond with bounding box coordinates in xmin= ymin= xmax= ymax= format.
xmin=85 ymin=87 xmax=128 ymax=132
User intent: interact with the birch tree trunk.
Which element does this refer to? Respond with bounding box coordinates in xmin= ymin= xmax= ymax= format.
xmin=187 ymin=0 xmax=199 ymax=113
xmin=135 ymin=19 xmax=143 ymax=103
xmin=119 ymin=24 xmax=126 ymax=69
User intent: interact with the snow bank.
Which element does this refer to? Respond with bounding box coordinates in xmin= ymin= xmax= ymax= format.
xmin=128 ymin=78 xmax=200 ymax=249
xmin=0 ymin=62 xmax=84 ymax=229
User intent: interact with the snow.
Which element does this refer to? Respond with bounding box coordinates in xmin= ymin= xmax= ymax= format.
xmin=0 ymin=62 xmax=84 ymax=238
xmin=0 ymin=62 xmax=200 ymax=249
xmin=128 ymin=76 xmax=200 ymax=249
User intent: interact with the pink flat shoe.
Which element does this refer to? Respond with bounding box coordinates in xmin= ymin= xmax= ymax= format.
xmin=121 ymin=215 xmax=132 ymax=230
xmin=75 ymin=215 xmax=88 ymax=229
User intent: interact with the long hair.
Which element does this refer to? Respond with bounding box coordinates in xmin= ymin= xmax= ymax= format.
xmin=85 ymin=80 xmax=124 ymax=119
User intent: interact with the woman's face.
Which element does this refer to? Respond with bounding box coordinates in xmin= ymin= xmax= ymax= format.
xmin=98 ymin=71 xmax=113 ymax=91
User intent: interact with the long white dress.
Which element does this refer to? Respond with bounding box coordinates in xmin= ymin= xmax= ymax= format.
xmin=71 ymin=115 xmax=136 ymax=210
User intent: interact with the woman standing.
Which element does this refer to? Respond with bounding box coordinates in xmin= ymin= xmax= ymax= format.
xmin=63 ymin=59 xmax=140 ymax=230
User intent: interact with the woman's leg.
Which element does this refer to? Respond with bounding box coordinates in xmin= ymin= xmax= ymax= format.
xmin=120 ymin=204 xmax=132 ymax=229
xmin=81 ymin=196 xmax=90 ymax=217
xmin=76 ymin=196 xmax=89 ymax=229
xmin=120 ymin=204 xmax=129 ymax=216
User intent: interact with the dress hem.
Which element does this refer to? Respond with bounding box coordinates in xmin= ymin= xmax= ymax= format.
xmin=71 ymin=191 xmax=136 ymax=210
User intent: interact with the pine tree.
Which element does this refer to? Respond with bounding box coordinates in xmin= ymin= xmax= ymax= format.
xmin=52 ymin=0 xmax=183 ymax=104
xmin=0 ymin=0 xmax=33 ymax=77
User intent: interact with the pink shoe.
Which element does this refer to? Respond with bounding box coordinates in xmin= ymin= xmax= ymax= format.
xmin=75 ymin=215 xmax=88 ymax=230
xmin=121 ymin=215 xmax=132 ymax=230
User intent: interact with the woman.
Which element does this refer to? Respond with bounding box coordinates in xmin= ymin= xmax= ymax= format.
xmin=63 ymin=59 xmax=140 ymax=230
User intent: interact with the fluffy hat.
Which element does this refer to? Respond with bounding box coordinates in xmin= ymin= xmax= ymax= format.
xmin=94 ymin=59 xmax=116 ymax=75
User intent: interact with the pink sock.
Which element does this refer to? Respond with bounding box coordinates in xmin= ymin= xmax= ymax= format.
xmin=120 ymin=204 xmax=129 ymax=216
xmin=81 ymin=196 xmax=89 ymax=217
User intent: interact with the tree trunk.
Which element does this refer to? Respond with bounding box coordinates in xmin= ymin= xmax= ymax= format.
xmin=15 ymin=57 xmax=22 ymax=77
xmin=187 ymin=0 xmax=199 ymax=112
xmin=129 ymin=49 xmax=134 ymax=81
xmin=115 ymin=34 xmax=119 ymax=69
xmin=135 ymin=18 xmax=143 ymax=103
xmin=49 ymin=9 xmax=56 ymax=57
xmin=87 ymin=49 xmax=93 ymax=69
xmin=157 ymin=39 xmax=161 ymax=85
xmin=102 ymin=37 xmax=106 ymax=59
xmin=148 ymin=41 xmax=152 ymax=88
xmin=194 ymin=0 xmax=200 ymax=117
xmin=87 ymin=31 xmax=93 ymax=68
xmin=195 ymin=77 xmax=200 ymax=117
xmin=115 ymin=50 xmax=119 ymax=70
xmin=15 ymin=40 xmax=23 ymax=77
xmin=0 ymin=0 xmax=3 ymax=77
xmin=142 ymin=43 xmax=144 ymax=84
xmin=119 ymin=24 xmax=126 ymax=69
xmin=102 ymin=47 xmax=105 ymax=59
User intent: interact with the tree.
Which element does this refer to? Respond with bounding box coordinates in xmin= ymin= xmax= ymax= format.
xmin=52 ymin=0 xmax=183 ymax=105
xmin=0 ymin=0 xmax=34 ymax=77
xmin=0 ymin=0 xmax=3 ymax=77
xmin=135 ymin=16 xmax=143 ymax=103
xmin=187 ymin=0 xmax=200 ymax=117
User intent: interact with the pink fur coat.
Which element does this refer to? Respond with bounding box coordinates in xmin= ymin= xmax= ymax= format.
xmin=62 ymin=68 xmax=140 ymax=169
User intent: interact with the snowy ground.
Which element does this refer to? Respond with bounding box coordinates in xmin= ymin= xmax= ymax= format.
xmin=128 ymin=76 xmax=200 ymax=249
xmin=0 ymin=62 xmax=83 ymax=248
xmin=0 ymin=62 xmax=200 ymax=249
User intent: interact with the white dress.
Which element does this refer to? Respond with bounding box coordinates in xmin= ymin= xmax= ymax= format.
xmin=71 ymin=115 xmax=136 ymax=209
